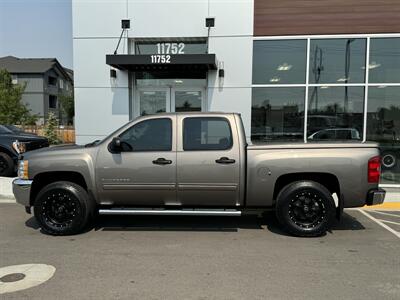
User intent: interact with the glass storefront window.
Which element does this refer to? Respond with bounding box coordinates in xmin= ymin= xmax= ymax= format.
xmin=175 ymin=91 xmax=202 ymax=112
xmin=369 ymin=38 xmax=400 ymax=83
xmin=252 ymin=40 xmax=307 ymax=84
xmin=251 ymin=88 xmax=305 ymax=142
xmin=309 ymin=39 xmax=366 ymax=84
xmin=367 ymin=86 xmax=400 ymax=184
xmin=307 ymin=87 xmax=364 ymax=141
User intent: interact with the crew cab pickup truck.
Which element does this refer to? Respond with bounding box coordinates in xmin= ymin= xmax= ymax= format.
xmin=13 ymin=113 xmax=385 ymax=236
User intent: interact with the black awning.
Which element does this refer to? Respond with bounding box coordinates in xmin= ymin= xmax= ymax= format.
xmin=106 ymin=54 xmax=217 ymax=71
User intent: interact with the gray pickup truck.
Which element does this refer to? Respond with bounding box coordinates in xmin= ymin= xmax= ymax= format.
xmin=13 ymin=112 xmax=385 ymax=236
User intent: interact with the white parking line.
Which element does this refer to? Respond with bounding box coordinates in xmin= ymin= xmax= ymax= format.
xmin=367 ymin=210 xmax=400 ymax=218
xmin=378 ymin=219 xmax=400 ymax=226
xmin=358 ymin=209 xmax=400 ymax=239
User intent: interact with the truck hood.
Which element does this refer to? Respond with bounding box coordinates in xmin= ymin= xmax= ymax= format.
xmin=22 ymin=144 xmax=86 ymax=160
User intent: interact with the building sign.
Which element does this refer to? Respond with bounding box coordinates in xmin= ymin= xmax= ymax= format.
xmin=106 ymin=53 xmax=217 ymax=70
xmin=133 ymin=39 xmax=207 ymax=55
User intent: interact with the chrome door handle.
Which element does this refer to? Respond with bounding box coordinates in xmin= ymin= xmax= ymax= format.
xmin=215 ymin=157 xmax=236 ymax=164
xmin=153 ymin=158 xmax=172 ymax=165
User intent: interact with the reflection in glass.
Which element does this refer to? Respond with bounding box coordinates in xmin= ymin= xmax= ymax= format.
xmin=307 ymin=87 xmax=364 ymax=140
xmin=251 ymin=88 xmax=305 ymax=142
xmin=120 ymin=119 xmax=172 ymax=151
xmin=139 ymin=91 xmax=166 ymax=116
xmin=367 ymin=87 xmax=400 ymax=184
xmin=175 ymin=91 xmax=202 ymax=112
xmin=369 ymin=38 xmax=400 ymax=83
xmin=309 ymin=39 xmax=366 ymax=84
xmin=252 ymin=40 xmax=307 ymax=84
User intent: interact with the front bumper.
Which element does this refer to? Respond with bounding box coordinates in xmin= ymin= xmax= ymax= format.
xmin=366 ymin=189 xmax=386 ymax=206
xmin=12 ymin=178 xmax=33 ymax=207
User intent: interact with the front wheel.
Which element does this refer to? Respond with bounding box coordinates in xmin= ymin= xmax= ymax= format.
xmin=33 ymin=181 xmax=95 ymax=235
xmin=275 ymin=181 xmax=336 ymax=237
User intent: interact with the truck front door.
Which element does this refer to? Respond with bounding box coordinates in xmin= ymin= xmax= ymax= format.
xmin=176 ymin=115 xmax=241 ymax=206
xmin=96 ymin=116 xmax=177 ymax=206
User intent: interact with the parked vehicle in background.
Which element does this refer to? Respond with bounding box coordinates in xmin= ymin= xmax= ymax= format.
xmin=4 ymin=125 xmax=37 ymax=136
xmin=0 ymin=125 xmax=49 ymax=177
xmin=13 ymin=113 xmax=385 ymax=237
xmin=308 ymin=128 xmax=361 ymax=140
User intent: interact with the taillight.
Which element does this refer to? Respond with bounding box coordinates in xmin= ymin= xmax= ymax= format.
xmin=368 ymin=156 xmax=381 ymax=183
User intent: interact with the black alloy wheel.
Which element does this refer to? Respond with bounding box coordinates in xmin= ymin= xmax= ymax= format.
xmin=276 ymin=181 xmax=336 ymax=237
xmin=288 ymin=190 xmax=326 ymax=229
xmin=34 ymin=181 xmax=95 ymax=235
xmin=41 ymin=189 xmax=81 ymax=229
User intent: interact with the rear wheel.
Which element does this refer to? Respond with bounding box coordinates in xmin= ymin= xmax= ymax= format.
xmin=0 ymin=152 xmax=14 ymax=177
xmin=275 ymin=181 xmax=336 ymax=237
xmin=33 ymin=181 xmax=95 ymax=235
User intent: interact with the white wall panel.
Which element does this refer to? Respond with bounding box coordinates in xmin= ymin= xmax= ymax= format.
xmin=209 ymin=0 xmax=253 ymax=37
xmin=128 ymin=0 xmax=208 ymax=38
xmin=207 ymin=87 xmax=252 ymax=138
xmin=73 ymin=38 xmax=129 ymax=88
xmin=74 ymin=87 xmax=129 ymax=144
xmin=208 ymin=36 xmax=253 ymax=88
xmin=72 ymin=0 xmax=127 ymax=38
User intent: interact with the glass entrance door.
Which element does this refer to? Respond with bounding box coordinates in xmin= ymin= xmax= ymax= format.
xmin=138 ymin=88 xmax=170 ymax=116
xmin=137 ymin=87 xmax=205 ymax=116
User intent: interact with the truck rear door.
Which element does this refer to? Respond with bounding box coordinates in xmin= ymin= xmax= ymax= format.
xmin=176 ymin=114 xmax=241 ymax=206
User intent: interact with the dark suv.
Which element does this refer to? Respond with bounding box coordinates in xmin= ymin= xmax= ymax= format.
xmin=0 ymin=125 xmax=49 ymax=177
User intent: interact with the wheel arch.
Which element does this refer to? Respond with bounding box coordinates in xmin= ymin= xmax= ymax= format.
xmin=0 ymin=145 xmax=17 ymax=159
xmin=30 ymin=171 xmax=89 ymax=206
xmin=273 ymin=172 xmax=341 ymax=201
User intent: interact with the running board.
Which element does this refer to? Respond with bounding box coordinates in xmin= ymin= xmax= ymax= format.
xmin=98 ymin=208 xmax=242 ymax=216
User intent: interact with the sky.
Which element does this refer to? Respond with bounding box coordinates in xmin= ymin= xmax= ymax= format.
xmin=0 ymin=0 xmax=73 ymax=69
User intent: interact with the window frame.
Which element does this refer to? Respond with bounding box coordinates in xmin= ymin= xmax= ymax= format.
xmin=252 ymin=34 xmax=400 ymax=144
xmin=182 ymin=117 xmax=233 ymax=151
xmin=118 ymin=117 xmax=173 ymax=152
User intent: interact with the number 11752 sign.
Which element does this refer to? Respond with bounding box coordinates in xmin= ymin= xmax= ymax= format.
xmin=150 ymin=42 xmax=186 ymax=64
xmin=156 ymin=42 xmax=185 ymax=54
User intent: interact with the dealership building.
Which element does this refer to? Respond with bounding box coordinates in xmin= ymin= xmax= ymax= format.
xmin=72 ymin=0 xmax=400 ymax=188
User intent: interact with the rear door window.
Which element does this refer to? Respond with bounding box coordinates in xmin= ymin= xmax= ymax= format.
xmin=183 ymin=117 xmax=232 ymax=151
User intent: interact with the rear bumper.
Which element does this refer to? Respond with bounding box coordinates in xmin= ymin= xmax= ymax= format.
xmin=12 ymin=178 xmax=32 ymax=207
xmin=366 ymin=189 xmax=386 ymax=206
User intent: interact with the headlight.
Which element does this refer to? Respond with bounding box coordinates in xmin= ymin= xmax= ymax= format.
xmin=18 ymin=160 xmax=29 ymax=179
xmin=12 ymin=140 xmax=27 ymax=154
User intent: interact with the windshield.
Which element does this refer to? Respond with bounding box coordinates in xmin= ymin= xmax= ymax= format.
xmin=4 ymin=125 xmax=24 ymax=133
xmin=0 ymin=125 xmax=13 ymax=134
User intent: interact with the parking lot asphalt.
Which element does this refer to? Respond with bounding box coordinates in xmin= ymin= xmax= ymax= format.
xmin=0 ymin=203 xmax=399 ymax=300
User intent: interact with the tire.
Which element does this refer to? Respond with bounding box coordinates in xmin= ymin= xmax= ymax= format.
xmin=33 ymin=181 xmax=95 ymax=236
xmin=0 ymin=152 xmax=15 ymax=177
xmin=381 ymin=152 xmax=397 ymax=169
xmin=275 ymin=181 xmax=336 ymax=237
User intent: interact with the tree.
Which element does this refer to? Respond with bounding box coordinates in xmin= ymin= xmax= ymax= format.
xmin=59 ymin=93 xmax=74 ymax=124
xmin=43 ymin=112 xmax=61 ymax=144
xmin=0 ymin=69 xmax=37 ymax=124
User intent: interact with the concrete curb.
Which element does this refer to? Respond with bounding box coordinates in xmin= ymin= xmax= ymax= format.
xmin=0 ymin=177 xmax=15 ymax=200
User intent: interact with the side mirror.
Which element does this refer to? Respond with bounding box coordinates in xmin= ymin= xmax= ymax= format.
xmin=109 ymin=137 xmax=122 ymax=153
